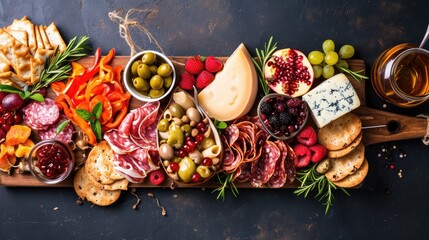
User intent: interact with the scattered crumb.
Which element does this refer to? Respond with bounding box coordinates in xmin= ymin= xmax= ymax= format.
xmin=173 ymin=194 xmax=178 ymax=198
xmin=382 ymin=103 xmax=387 ymax=108
xmin=130 ymin=188 xmax=141 ymax=210
xmin=170 ymin=182 xmax=175 ymax=190
xmin=147 ymin=192 xmax=167 ymax=216
xmin=76 ymin=198 xmax=84 ymax=205
xmin=53 ymin=207 xmax=59 ymax=211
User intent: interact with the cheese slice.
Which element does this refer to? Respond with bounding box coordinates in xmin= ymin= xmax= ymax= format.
xmin=198 ymin=43 xmax=258 ymax=121
xmin=302 ymin=73 xmax=361 ymax=128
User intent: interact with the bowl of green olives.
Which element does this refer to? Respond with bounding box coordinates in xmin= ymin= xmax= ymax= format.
xmin=124 ymin=50 xmax=176 ymax=102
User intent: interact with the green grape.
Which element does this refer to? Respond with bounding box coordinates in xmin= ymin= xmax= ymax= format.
xmin=339 ymin=44 xmax=355 ymax=59
xmin=335 ymin=59 xmax=349 ymax=69
xmin=322 ymin=39 xmax=335 ymax=53
xmin=313 ymin=65 xmax=323 ymax=78
xmin=324 ymin=51 xmax=339 ymax=65
xmin=308 ymin=51 xmax=325 ymax=65
xmin=322 ymin=65 xmax=335 ymax=79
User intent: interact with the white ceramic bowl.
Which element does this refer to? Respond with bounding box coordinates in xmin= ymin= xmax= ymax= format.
xmin=123 ymin=50 xmax=176 ymax=102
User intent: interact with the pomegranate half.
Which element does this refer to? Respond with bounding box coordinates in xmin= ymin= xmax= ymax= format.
xmin=264 ymin=48 xmax=314 ymax=97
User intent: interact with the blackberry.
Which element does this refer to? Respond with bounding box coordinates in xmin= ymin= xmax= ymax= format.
xmin=269 ymin=114 xmax=281 ymax=129
xmin=279 ymin=111 xmax=291 ymax=124
xmin=260 ymin=101 xmax=274 ymax=115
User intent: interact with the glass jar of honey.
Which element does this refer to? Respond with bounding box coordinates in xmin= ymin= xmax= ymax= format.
xmin=371 ymin=43 xmax=429 ymax=107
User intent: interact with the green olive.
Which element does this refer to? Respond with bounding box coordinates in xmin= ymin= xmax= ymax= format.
xmin=132 ymin=77 xmax=150 ymax=91
xmin=181 ymin=124 xmax=192 ymax=136
xmin=137 ymin=64 xmax=152 ymax=79
xmin=157 ymin=118 xmax=170 ymax=132
xmin=178 ymin=157 xmax=196 ymax=183
xmin=150 ymin=75 xmax=164 ymax=90
xmin=149 ymin=88 xmax=165 ymax=98
xmin=169 ymin=103 xmax=184 ymax=118
xmin=201 ymin=137 xmax=215 ymax=150
xmin=149 ymin=65 xmax=158 ymax=75
xmin=141 ymin=52 xmax=157 ymax=65
xmin=157 ymin=63 xmax=173 ymax=77
xmin=196 ymin=165 xmax=212 ymax=178
xmin=167 ymin=123 xmax=184 ymax=149
xmin=164 ymin=75 xmax=173 ymax=88
xmin=131 ymin=60 xmax=142 ymax=75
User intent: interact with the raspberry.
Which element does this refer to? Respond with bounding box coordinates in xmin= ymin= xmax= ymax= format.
xmin=149 ymin=169 xmax=165 ymax=185
xmin=296 ymin=125 xmax=317 ymax=146
xmin=293 ymin=144 xmax=311 ymax=168
xmin=196 ymin=70 xmax=215 ymax=90
xmin=179 ymin=72 xmax=196 ymax=90
xmin=204 ymin=56 xmax=223 ymax=73
xmin=184 ymin=56 xmax=204 ymax=75
xmin=309 ymin=144 xmax=327 ymax=163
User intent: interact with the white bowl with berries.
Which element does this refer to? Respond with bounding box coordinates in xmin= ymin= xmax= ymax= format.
xmin=257 ymin=93 xmax=309 ymax=140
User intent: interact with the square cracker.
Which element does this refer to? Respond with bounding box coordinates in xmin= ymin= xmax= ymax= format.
xmin=45 ymin=22 xmax=66 ymax=52
xmin=7 ymin=17 xmax=37 ymax=55
xmin=34 ymin=25 xmax=45 ymax=49
xmin=3 ymin=29 xmax=28 ymax=46
xmin=38 ymin=25 xmax=52 ymax=50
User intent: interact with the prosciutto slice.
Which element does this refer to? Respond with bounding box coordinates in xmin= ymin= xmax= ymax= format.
xmin=104 ymin=101 xmax=161 ymax=183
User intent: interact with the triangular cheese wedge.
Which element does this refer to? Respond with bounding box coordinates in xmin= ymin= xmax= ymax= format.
xmin=198 ymin=43 xmax=258 ymax=121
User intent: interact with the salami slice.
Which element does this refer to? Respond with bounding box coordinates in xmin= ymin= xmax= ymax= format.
xmin=23 ymin=98 xmax=60 ymax=129
xmin=268 ymin=140 xmax=288 ymax=188
xmin=39 ymin=114 xmax=74 ymax=143
xmin=250 ymin=141 xmax=281 ymax=187
xmin=235 ymin=162 xmax=251 ymax=182
xmin=285 ymin=145 xmax=297 ymax=184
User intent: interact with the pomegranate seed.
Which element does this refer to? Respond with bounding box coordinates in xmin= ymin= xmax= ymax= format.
xmin=170 ymin=162 xmax=180 ymax=172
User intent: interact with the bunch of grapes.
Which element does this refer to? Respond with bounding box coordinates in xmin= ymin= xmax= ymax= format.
xmin=0 ymin=92 xmax=25 ymax=140
xmin=307 ymin=39 xmax=355 ymax=79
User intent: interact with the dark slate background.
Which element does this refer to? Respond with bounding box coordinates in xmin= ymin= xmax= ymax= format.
xmin=1 ymin=0 xmax=428 ymax=239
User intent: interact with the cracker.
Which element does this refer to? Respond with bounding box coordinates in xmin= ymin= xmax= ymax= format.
xmin=73 ymin=167 xmax=121 ymax=206
xmin=327 ymin=133 xmax=362 ymax=158
xmin=30 ymin=57 xmax=44 ymax=85
xmin=38 ymin=25 xmax=52 ymax=49
xmin=86 ymin=165 xmax=129 ymax=191
xmin=333 ymin=158 xmax=369 ymax=188
xmin=0 ymin=57 xmax=10 ymax=72
xmin=7 ymin=17 xmax=36 ymax=54
xmin=34 ymin=25 xmax=45 ymax=49
xmin=318 ymin=112 xmax=362 ymax=150
xmin=3 ymin=29 xmax=28 ymax=46
xmin=324 ymin=143 xmax=365 ymax=182
xmin=45 ymin=23 xmax=66 ymax=52
xmin=85 ymin=141 xmax=119 ymax=185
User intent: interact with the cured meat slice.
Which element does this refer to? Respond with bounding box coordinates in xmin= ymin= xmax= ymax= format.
xmin=23 ymin=98 xmax=59 ymax=127
xmin=250 ymin=141 xmax=281 ymax=187
xmin=285 ymin=145 xmax=297 ymax=184
xmin=235 ymin=162 xmax=251 ymax=182
xmin=224 ymin=124 xmax=239 ymax=146
xmin=268 ymin=140 xmax=288 ymax=188
xmin=104 ymin=130 xmax=140 ymax=154
xmin=39 ymin=114 xmax=74 ymax=143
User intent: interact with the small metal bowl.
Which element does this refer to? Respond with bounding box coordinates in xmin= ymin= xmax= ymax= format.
xmin=257 ymin=93 xmax=309 ymax=141
xmin=27 ymin=139 xmax=75 ymax=184
xmin=123 ymin=50 xmax=176 ymax=102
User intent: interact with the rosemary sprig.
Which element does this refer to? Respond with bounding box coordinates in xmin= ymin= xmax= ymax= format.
xmin=294 ymin=163 xmax=349 ymax=214
xmin=33 ymin=36 xmax=91 ymax=95
xmin=212 ymin=172 xmax=239 ymax=201
xmin=252 ymin=36 xmax=277 ymax=96
xmin=336 ymin=66 xmax=368 ymax=83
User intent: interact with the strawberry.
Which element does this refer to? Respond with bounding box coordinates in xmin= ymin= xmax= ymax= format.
xmin=185 ymin=56 xmax=204 ymax=75
xmin=149 ymin=169 xmax=165 ymax=186
xmin=204 ymin=55 xmax=223 ymax=73
xmin=196 ymin=70 xmax=215 ymax=90
xmin=309 ymin=144 xmax=327 ymax=163
xmin=179 ymin=72 xmax=196 ymax=90
xmin=293 ymin=144 xmax=311 ymax=168
xmin=296 ymin=125 xmax=317 ymax=146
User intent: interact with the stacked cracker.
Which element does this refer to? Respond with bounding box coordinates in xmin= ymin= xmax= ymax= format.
xmin=0 ymin=16 xmax=66 ymax=87
xmin=73 ymin=141 xmax=129 ymax=206
xmin=318 ymin=113 xmax=368 ymax=188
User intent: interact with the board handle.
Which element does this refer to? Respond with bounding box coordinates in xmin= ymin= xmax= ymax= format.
xmin=355 ymin=106 xmax=428 ymax=146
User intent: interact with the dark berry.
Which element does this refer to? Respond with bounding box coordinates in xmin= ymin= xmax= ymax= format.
xmin=279 ymin=111 xmax=291 ymax=124
xmin=260 ymin=101 xmax=273 ymax=115
xmin=269 ymin=114 xmax=281 ymax=129
xmin=287 ymin=98 xmax=302 ymax=108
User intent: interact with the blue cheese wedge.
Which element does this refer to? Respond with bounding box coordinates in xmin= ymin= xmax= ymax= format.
xmin=302 ymin=73 xmax=360 ymax=128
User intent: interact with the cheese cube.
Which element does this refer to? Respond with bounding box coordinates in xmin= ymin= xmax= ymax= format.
xmin=302 ymin=73 xmax=360 ymax=128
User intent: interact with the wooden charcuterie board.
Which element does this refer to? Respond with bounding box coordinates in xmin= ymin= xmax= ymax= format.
xmin=0 ymin=57 xmax=427 ymax=188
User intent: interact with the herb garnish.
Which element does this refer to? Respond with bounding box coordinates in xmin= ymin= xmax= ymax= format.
xmin=336 ymin=66 xmax=368 ymax=83
xmin=76 ymin=102 xmax=103 ymax=140
xmin=0 ymin=36 xmax=91 ymax=102
xmin=212 ymin=172 xmax=239 ymax=201
xmin=253 ymin=36 xmax=277 ymax=96
xmin=294 ymin=163 xmax=349 ymax=214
